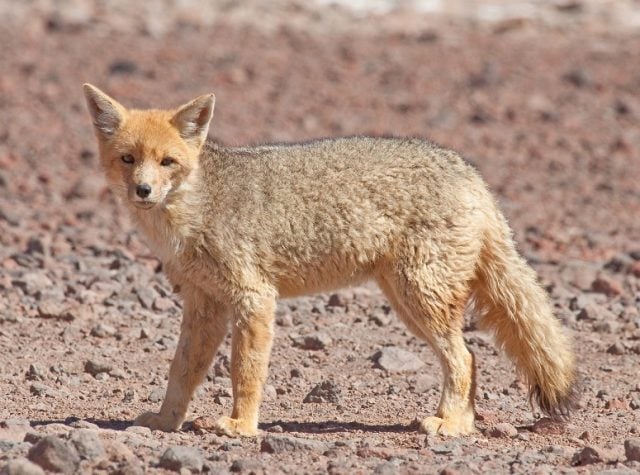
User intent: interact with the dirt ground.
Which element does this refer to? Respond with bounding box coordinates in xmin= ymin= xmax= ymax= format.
xmin=1 ymin=1 xmax=639 ymax=473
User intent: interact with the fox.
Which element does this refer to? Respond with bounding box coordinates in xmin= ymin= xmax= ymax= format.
xmin=82 ymin=83 xmax=578 ymax=437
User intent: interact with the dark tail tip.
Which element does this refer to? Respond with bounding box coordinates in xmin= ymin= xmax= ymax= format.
xmin=530 ymin=378 xmax=581 ymax=421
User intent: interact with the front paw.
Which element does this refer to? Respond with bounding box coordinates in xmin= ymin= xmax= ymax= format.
xmin=213 ymin=416 xmax=258 ymax=437
xmin=134 ymin=411 xmax=181 ymax=432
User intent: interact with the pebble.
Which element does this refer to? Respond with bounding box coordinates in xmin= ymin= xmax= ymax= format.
xmin=327 ymin=293 xmax=346 ymax=307
xmin=486 ymin=422 xmax=518 ymax=438
xmin=260 ymin=435 xmax=330 ymax=454
xmin=152 ymin=297 xmax=173 ymax=312
xmin=532 ymin=418 xmax=566 ymax=435
xmin=27 ymin=436 xmax=80 ymax=474
xmin=69 ymin=429 xmax=105 ymax=460
xmin=0 ymin=419 xmax=31 ymax=442
xmin=1 ymin=458 xmax=45 ymax=475
xmin=373 ymin=347 xmax=424 ymax=372
xmin=157 ymin=446 xmax=204 ymax=473
xmin=90 ymin=323 xmax=117 ymax=338
xmin=230 ymin=458 xmax=263 ymax=473
xmin=29 ymin=383 xmax=50 ymax=397
xmin=147 ymin=388 xmax=165 ymax=403
xmin=303 ymin=380 xmax=341 ymax=403
xmin=591 ymin=275 xmax=624 ymax=297
xmin=625 ymin=438 xmax=640 ymax=462
xmin=291 ymin=332 xmax=333 ymax=350
xmin=606 ymin=342 xmax=625 ymax=355
xmin=25 ymin=364 xmax=45 ymax=381
xmin=605 ymin=398 xmax=628 ymax=411
xmin=576 ymin=302 xmax=614 ymax=321
xmin=571 ymin=446 xmax=603 ymax=465
xmin=84 ymin=360 xmax=112 ymax=376
xmin=36 ymin=300 xmax=74 ymax=321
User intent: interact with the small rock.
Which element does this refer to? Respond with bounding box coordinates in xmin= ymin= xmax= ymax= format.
xmin=563 ymin=68 xmax=591 ymax=88
xmin=486 ymin=422 xmax=518 ymax=438
xmin=263 ymin=384 xmax=277 ymax=401
xmin=606 ymin=342 xmax=625 ymax=355
xmin=213 ymin=355 xmax=231 ymax=378
xmin=625 ymin=438 xmax=640 ymax=462
xmin=90 ymin=323 xmax=116 ymax=338
xmin=152 ymin=297 xmax=173 ymax=312
xmin=369 ymin=306 xmax=392 ymax=327
xmin=1 ymin=458 xmax=45 ymax=475
xmin=157 ymin=446 xmax=204 ymax=473
xmin=327 ymin=293 xmax=346 ymax=307
xmin=109 ymin=60 xmax=138 ymax=76
xmin=532 ymin=418 xmax=566 ymax=435
xmin=29 ymin=383 xmax=50 ymax=397
xmin=605 ymin=398 xmax=628 ymax=411
xmin=572 ymin=446 xmax=603 ymax=465
xmin=291 ymin=332 xmax=332 ymax=350
xmin=373 ymin=347 xmax=424 ymax=372
xmin=36 ymin=301 xmax=75 ymax=321
xmin=69 ymin=429 xmax=105 ymax=460
xmin=25 ymin=365 xmax=45 ymax=381
xmin=230 ymin=458 xmax=262 ymax=473
xmin=0 ymin=419 xmax=31 ymax=442
xmin=303 ymin=380 xmax=341 ymax=403
xmin=260 ymin=435 xmax=329 ymax=453
xmin=84 ymin=360 xmax=112 ymax=377
xmin=147 ymin=388 xmax=165 ymax=403
xmin=591 ymin=276 xmax=624 ymax=297
xmin=576 ymin=302 xmax=614 ymax=321
xmin=135 ymin=287 xmax=157 ymax=310
xmin=13 ymin=272 xmax=53 ymax=297
xmin=27 ymin=436 xmax=80 ymax=474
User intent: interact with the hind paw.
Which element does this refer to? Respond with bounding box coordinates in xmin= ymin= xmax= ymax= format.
xmin=419 ymin=415 xmax=475 ymax=437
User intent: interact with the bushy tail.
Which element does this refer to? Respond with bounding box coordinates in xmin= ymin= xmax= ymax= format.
xmin=472 ymin=210 xmax=578 ymax=418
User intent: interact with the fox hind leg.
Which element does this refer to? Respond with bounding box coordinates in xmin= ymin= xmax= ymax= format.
xmin=377 ymin=263 xmax=476 ymax=437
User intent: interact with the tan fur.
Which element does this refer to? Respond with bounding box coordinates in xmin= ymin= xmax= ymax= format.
xmin=83 ymin=84 xmax=578 ymax=437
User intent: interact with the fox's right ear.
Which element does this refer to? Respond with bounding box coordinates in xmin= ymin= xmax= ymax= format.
xmin=82 ymin=84 xmax=126 ymax=137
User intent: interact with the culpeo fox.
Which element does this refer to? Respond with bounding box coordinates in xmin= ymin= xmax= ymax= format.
xmin=83 ymin=84 xmax=577 ymax=437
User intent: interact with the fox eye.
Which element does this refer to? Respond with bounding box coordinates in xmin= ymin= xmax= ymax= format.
xmin=160 ymin=157 xmax=175 ymax=167
xmin=121 ymin=154 xmax=134 ymax=164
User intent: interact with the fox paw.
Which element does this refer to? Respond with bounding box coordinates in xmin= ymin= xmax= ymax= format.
xmin=134 ymin=411 xmax=181 ymax=432
xmin=419 ymin=415 xmax=475 ymax=437
xmin=213 ymin=416 xmax=258 ymax=437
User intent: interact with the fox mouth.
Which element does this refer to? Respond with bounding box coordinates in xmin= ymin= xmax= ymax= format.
xmin=131 ymin=200 xmax=156 ymax=210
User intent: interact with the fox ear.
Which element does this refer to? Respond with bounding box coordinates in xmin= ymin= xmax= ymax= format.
xmin=82 ymin=84 xmax=126 ymax=137
xmin=170 ymin=94 xmax=215 ymax=148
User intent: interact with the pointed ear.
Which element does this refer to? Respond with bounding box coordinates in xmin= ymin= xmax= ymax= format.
xmin=82 ymin=84 xmax=126 ymax=137
xmin=170 ymin=94 xmax=215 ymax=148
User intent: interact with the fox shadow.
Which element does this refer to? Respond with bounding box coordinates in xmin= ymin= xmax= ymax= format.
xmin=29 ymin=418 xmax=413 ymax=434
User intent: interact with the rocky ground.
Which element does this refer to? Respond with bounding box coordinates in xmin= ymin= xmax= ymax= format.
xmin=1 ymin=1 xmax=640 ymax=473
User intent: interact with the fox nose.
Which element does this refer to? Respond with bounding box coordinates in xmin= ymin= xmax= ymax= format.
xmin=136 ymin=183 xmax=152 ymax=198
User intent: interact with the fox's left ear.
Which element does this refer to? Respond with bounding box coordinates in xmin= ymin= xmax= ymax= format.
xmin=170 ymin=94 xmax=215 ymax=149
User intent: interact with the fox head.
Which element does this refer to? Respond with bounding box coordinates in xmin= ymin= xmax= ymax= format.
xmin=83 ymin=84 xmax=214 ymax=210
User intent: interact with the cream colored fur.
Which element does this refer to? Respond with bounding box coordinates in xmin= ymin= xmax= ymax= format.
xmin=83 ymin=84 xmax=577 ymax=437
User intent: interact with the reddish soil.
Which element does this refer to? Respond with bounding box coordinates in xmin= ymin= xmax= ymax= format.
xmin=0 ymin=2 xmax=639 ymax=474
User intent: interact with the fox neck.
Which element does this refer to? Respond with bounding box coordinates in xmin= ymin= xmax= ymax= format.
xmin=129 ymin=169 xmax=203 ymax=263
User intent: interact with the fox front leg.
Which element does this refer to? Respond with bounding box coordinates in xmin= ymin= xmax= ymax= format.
xmin=135 ymin=290 xmax=228 ymax=431
xmin=213 ymin=293 xmax=275 ymax=437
